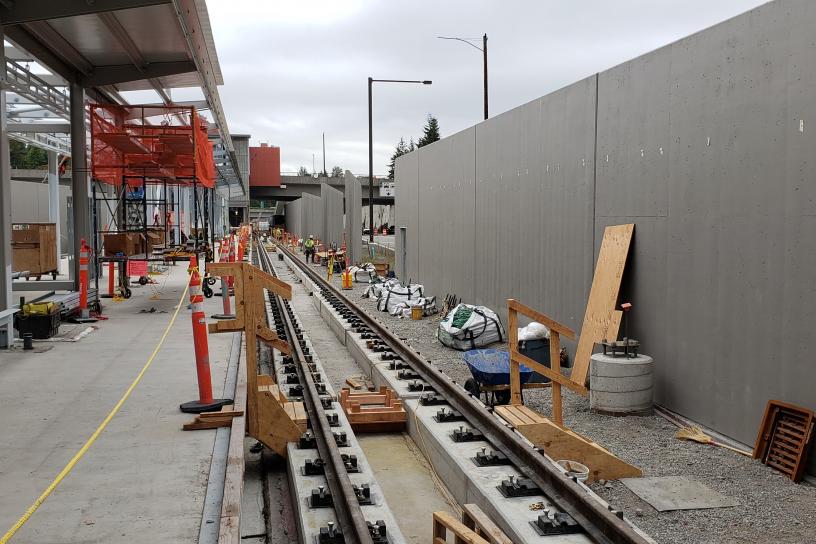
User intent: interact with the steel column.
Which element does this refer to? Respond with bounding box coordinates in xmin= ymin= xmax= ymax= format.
xmin=70 ymin=82 xmax=90 ymax=287
xmin=0 ymin=29 xmax=13 ymax=346
xmin=47 ymin=150 xmax=61 ymax=262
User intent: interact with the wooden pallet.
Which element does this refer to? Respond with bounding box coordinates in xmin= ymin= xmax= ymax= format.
xmin=495 ymin=404 xmax=641 ymax=483
xmin=753 ymin=400 xmax=815 ymax=482
xmin=339 ymin=386 xmax=406 ymax=432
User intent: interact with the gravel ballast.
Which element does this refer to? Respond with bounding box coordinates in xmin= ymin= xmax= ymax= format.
xmin=289 ymin=252 xmax=816 ymax=544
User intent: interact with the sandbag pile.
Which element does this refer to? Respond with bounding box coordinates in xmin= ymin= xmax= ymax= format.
xmin=376 ymin=282 xmax=425 ymax=314
xmin=389 ymin=296 xmax=438 ymax=318
xmin=348 ymin=263 xmax=377 ymax=283
xmin=437 ymin=303 xmax=505 ymax=351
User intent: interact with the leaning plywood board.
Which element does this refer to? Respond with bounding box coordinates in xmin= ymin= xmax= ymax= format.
xmin=572 ymin=224 xmax=634 ymax=386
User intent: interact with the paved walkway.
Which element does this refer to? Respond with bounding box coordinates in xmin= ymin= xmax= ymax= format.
xmin=0 ymin=263 xmax=234 ymax=543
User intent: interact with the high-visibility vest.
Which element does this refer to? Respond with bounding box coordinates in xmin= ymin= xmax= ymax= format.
xmin=305 ymin=239 xmax=315 ymax=249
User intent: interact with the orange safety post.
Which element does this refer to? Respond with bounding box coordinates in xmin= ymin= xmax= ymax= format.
xmin=101 ymin=260 xmax=116 ymax=298
xmin=188 ymin=252 xmax=198 ymax=274
xmin=77 ymin=240 xmax=90 ymax=319
xmin=180 ymin=270 xmax=232 ymax=413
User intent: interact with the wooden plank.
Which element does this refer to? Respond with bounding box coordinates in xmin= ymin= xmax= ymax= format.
xmin=551 ymin=332 xmax=563 ymax=426
xmin=250 ymin=265 xmax=293 ymax=299
xmin=182 ymin=418 xmax=233 ymax=430
xmin=199 ymin=409 xmax=243 ymax=419
xmin=257 ymin=374 xmax=275 ymax=387
xmin=462 ymin=504 xmax=513 ymax=544
xmin=571 ymin=224 xmax=635 ymax=386
xmin=432 ymin=511 xmax=490 ymax=544
xmin=605 ymin=310 xmax=623 ymax=342
xmin=221 ymin=338 xmax=247 ymax=524
xmin=495 ymin=410 xmax=642 ymax=483
xmin=510 ymin=350 xmax=588 ymax=395
xmin=509 ymin=306 xmax=521 ymax=405
xmin=508 ymin=298 xmax=576 ymax=339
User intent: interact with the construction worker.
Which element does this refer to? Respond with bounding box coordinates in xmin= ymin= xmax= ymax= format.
xmin=304 ymin=235 xmax=316 ymax=263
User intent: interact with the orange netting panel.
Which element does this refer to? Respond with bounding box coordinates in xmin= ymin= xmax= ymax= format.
xmin=91 ymin=104 xmax=216 ymax=188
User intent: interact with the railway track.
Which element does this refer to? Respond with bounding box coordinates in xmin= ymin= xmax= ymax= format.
xmin=272 ymin=240 xmax=650 ymax=544
xmin=253 ymin=238 xmax=377 ymax=544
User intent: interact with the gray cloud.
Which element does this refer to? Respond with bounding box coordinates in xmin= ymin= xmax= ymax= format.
xmin=208 ymin=0 xmax=767 ymax=175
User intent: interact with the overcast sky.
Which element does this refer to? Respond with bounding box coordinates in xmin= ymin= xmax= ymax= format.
xmin=206 ymin=0 xmax=767 ymax=176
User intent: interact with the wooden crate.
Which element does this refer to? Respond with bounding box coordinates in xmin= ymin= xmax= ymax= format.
xmin=11 ymin=223 xmax=58 ymax=276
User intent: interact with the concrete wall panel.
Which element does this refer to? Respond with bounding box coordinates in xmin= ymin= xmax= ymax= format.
xmin=301 ymin=193 xmax=323 ymax=245
xmin=285 ymin=198 xmax=302 ymax=238
xmin=395 ymin=151 xmax=419 ymax=279
xmin=320 ymin=183 xmax=344 ymax=247
xmin=344 ymin=171 xmax=363 ymax=264
xmin=416 ymin=127 xmax=475 ymax=301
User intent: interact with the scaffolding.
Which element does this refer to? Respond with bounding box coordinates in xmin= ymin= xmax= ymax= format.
xmin=89 ymin=104 xmax=217 ymax=295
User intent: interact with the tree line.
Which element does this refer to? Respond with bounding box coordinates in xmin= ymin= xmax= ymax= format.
xmin=387 ymin=114 xmax=440 ymax=179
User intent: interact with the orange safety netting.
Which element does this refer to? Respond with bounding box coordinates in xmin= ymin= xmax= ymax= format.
xmin=90 ymin=104 xmax=216 ymax=188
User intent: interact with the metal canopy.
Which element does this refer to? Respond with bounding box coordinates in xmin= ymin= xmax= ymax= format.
xmin=0 ymin=0 xmax=243 ymax=195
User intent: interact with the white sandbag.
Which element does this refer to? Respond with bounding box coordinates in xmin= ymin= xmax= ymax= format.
xmin=437 ymin=303 xmax=506 ymax=351
xmin=349 ymin=263 xmax=376 ymax=283
xmin=390 ymin=296 xmax=438 ymax=318
xmin=518 ymin=321 xmax=550 ymax=341
xmin=376 ymin=282 xmax=424 ymax=313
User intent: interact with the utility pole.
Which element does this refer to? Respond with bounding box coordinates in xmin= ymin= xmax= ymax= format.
xmin=438 ymin=34 xmax=488 ymax=120
xmin=483 ymin=34 xmax=488 ymax=120
xmin=322 ymin=132 xmax=326 ymax=176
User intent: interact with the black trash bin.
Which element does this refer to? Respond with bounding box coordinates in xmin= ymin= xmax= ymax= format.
xmin=519 ymin=338 xmax=551 ymax=383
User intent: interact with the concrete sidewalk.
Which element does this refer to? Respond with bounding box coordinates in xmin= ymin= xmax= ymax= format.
xmin=0 ymin=263 xmax=234 ymax=543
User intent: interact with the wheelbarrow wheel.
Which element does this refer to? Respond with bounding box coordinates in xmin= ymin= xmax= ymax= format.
xmin=464 ymin=378 xmax=480 ymax=398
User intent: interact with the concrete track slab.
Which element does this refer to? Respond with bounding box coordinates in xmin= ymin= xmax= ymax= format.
xmin=0 ymin=264 xmax=233 ymax=543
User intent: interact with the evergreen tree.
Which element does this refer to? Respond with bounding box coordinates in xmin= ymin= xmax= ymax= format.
xmin=297 ymin=166 xmax=309 ymax=176
xmin=330 ymin=166 xmax=343 ymax=178
xmin=417 ymin=114 xmax=441 ymax=148
xmin=387 ymin=137 xmax=411 ymax=179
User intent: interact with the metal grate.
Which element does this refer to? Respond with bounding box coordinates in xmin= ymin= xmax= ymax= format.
xmin=753 ymin=400 xmax=815 ymax=482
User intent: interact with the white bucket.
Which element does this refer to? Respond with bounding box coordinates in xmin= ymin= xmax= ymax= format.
xmin=557 ymin=460 xmax=589 ymax=483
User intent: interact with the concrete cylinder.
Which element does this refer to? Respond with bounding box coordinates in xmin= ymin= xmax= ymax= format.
xmin=589 ymin=352 xmax=654 ymax=416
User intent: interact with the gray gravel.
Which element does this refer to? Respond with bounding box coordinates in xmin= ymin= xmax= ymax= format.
xmin=308 ymin=259 xmax=816 ymax=544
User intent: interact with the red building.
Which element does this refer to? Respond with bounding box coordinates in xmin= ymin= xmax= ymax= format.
xmin=249 ymin=143 xmax=281 ymax=187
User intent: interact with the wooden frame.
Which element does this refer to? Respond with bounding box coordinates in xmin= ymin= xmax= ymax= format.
xmin=461 ymin=504 xmax=513 ymax=544
xmin=207 ymin=262 xmax=306 ymax=456
xmin=507 ymin=298 xmax=580 ymax=425
xmin=433 ymin=511 xmax=490 ymax=544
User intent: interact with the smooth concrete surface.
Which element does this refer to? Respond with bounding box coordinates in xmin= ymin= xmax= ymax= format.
xmin=0 ymin=263 xmax=234 ymax=543
xmin=357 ymin=433 xmax=455 ymax=544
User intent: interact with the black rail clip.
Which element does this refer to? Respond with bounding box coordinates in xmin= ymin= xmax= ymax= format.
xmin=285 ymin=373 xmax=300 ymax=384
xmin=334 ymin=431 xmax=350 ymax=447
xmin=498 ymin=475 xmax=542 ymax=498
xmin=298 ymin=431 xmax=316 ymax=449
xmin=310 ymin=485 xmax=333 ymax=508
xmin=320 ymin=396 xmax=333 ymax=409
xmin=303 ymin=458 xmax=325 ymax=475
xmin=319 ymin=522 xmax=344 ymax=544
xmin=475 ymin=448 xmax=511 ymax=466
xmin=408 ymin=380 xmax=426 ymax=392
xmin=451 ymin=426 xmax=484 ymax=442
xmin=326 ymin=412 xmax=340 ymax=426
xmin=353 ymin=484 xmax=373 ymax=505
xmin=397 ymin=369 xmax=420 ymax=380
xmin=434 ymin=408 xmax=465 ymax=423
xmin=282 ymin=364 xmax=297 ymax=374
xmin=367 ymin=520 xmax=387 ymax=544
xmin=420 ymin=392 xmax=447 ymax=406
xmin=315 ymin=383 xmax=328 ymax=394
xmin=530 ymin=512 xmax=580 ymax=536
xmin=388 ymin=360 xmax=407 ymax=371
xmin=289 ymin=385 xmax=304 ymax=397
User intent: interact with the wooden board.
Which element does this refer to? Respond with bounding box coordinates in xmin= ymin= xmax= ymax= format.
xmin=495 ymin=405 xmax=641 ymax=483
xmin=433 ymin=511 xmax=490 ymax=544
xmin=571 ymin=224 xmax=634 ymax=386
xmin=462 ymin=504 xmax=513 ymax=544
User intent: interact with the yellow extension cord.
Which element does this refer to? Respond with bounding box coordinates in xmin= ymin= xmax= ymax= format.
xmin=0 ymin=282 xmax=190 ymax=543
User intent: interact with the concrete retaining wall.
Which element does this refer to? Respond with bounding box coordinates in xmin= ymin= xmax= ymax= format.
xmin=394 ymin=0 xmax=816 ymax=451
xmin=344 ymin=171 xmax=363 ymax=265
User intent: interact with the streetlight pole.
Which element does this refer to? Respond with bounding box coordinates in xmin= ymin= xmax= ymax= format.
xmin=368 ymin=78 xmax=432 ymax=242
xmin=438 ymin=34 xmax=488 ymax=120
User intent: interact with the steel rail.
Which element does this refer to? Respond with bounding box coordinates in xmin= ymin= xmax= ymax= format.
xmin=275 ymin=241 xmax=649 ymax=544
xmin=254 ymin=238 xmax=374 ymax=544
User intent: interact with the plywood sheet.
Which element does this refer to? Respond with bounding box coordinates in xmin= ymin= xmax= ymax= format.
xmin=571 ymin=224 xmax=634 ymax=385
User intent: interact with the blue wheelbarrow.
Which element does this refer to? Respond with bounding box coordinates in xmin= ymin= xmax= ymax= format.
xmin=462 ymin=349 xmax=550 ymax=406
